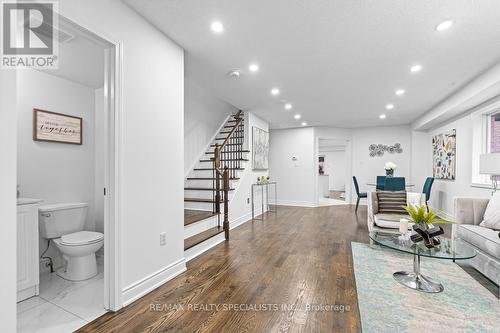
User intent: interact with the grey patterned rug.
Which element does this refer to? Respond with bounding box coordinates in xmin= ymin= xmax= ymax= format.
xmin=351 ymin=242 xmax=499 ymax=332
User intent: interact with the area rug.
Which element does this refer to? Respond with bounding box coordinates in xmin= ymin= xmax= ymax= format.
xmin=351 ymin=242 xmax=499 ymax=333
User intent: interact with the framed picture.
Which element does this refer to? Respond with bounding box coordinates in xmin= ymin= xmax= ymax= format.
xmin=432 ymin=129 xmax=456 ymax=180
xmin=252 ymin=126 xmax=269 ymax=170
xmin=33 ymin=109 xmax=82 ymax=145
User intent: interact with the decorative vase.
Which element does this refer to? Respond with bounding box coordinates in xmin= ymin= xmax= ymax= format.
xmin=386 ymin=169 xmax=394 ymax=177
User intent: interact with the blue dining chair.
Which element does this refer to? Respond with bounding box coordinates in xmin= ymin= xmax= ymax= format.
xmin=352 ymin=176 xmax=367 ymax=213
xmin=376 ymin=176 xmax=386 ymax=191
xmin=422 ymin=177 xmax=434 ymax=210
xmin=384 ymin=177 xmax=406 ymax=191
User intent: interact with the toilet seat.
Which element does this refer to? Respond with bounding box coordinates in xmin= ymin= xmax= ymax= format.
xmin=60 ymin=231 xmax=104 ymax=246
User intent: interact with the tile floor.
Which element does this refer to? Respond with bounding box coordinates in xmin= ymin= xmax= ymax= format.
xmin=17 ymin=256 xmax=106 ymax=333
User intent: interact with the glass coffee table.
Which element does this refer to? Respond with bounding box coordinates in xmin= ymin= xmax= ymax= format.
xmin=369 ymin=231 xmax=476 ymax=293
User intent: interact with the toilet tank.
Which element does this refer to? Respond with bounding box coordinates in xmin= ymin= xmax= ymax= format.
xmin=38 ymin=202 xmax=88 ymax=239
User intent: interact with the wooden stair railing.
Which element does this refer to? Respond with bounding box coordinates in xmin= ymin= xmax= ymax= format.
xmin=212 ymin=110 xmax=244 ymax=240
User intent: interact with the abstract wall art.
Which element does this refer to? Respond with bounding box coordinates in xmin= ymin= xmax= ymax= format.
xmin=432 ymin=129 xmax=456 ymax=180
xmin=252 ymin=126 xmax=269 ymax=170
xmin=369 ymin=143 xmax=403 ymax=157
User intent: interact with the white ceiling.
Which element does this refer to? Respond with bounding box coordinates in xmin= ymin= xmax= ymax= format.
xmin=124 ymin=0 xmax=500 ymax=129
xmin=38 ymin=16 xmax=108 ymax=88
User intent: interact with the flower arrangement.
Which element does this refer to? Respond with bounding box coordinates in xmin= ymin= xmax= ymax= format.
xmin=257 ymin=176 xmax=270 ymax=184
xmin=402 ymin=205 xmax=453 ymax=227
xmin=384 ymin=161 xmax=397 ymax=176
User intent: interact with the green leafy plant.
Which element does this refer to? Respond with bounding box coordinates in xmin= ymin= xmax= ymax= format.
xmin=402 ymin=205 xmax=454 ymax=225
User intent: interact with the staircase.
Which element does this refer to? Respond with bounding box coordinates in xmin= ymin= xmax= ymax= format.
xmin=184 ymin=111 xmax=248 ymax=259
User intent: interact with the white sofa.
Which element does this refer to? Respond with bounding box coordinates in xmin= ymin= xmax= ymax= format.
xmin=367 ymin=191 xmax=425 ymax=233
xmin=454 ymin=197 xmax=500 ymax=288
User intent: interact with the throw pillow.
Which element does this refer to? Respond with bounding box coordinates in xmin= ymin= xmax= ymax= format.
xmin=480 ymin=191 xmax=500 ymax=230
xmin=377 ymin=191 xmax=407 ymax=214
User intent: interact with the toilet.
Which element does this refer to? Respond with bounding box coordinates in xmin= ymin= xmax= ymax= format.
xmin=38 ymin=202 xmax=104 ymax=281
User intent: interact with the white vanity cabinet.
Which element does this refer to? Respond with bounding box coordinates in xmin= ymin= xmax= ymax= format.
xmin=17 ymin=199 xmax=41 ymax=302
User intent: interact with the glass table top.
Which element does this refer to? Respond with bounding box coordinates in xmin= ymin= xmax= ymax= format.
xmin=369 ymin=231 xmax=477 ymax=260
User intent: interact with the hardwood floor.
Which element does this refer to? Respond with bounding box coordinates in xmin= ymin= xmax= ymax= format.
xmin=78 ymin=205 xmax=369 ymax=332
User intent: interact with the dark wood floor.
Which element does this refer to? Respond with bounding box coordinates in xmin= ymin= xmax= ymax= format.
xmin=78 ymin=205 xmax=369 ymax=332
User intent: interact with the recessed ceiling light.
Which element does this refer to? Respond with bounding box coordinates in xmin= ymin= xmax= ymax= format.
xmin=210 ymin=21 xmax=224 ymax=33
xmin=436 ymin=20 xmax=453 ymax=32
xmin=294 ymin=114 xmax=301 ymax=119
xmin=395 ymin=89 xmax=405 ymax=96
xmin=301 ymin=122 xmax=307 ymax=126
xmin=386 ymin=104 xmax=394 ymax=110
xmin=410 ymin=64 xmax=422 ymax=73
xmin=249 ymin=63 xmax=259 ymax=72
xmin=379 ymin=114 xmax=386 ymax=119
xmin=271 ymin=88 xmax=280 ymax=96
xmin=285 ymin=103 xmax=292 ymax=110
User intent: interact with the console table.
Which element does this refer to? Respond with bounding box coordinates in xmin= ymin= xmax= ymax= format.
xmin=251 ymin=182 xmax=277 ymax=221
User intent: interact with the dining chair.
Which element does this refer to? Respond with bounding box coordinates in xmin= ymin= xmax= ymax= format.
xmin=376 ymin=176 xmax=386 ymax=191
xmin=422 ymin=177 xmax=434 ymax=210
xmin=352 ymin=176 xmax=367 ymax=213
xmin=384 ymin=177 xmax=406 ymax=191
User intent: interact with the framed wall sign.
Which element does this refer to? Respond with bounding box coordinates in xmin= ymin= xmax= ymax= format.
xmin=33 ymin=109 xmax=82 ymax=145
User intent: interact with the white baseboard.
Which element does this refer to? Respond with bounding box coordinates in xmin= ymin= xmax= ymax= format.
xmin=121 ymin=258 xmax=186 ymax=307
xmin=277 ymin=200 xmax=317 ymax=207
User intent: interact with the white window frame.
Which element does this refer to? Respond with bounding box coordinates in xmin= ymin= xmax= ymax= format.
xmin=471 ymin=99 xmax=500 ymax=188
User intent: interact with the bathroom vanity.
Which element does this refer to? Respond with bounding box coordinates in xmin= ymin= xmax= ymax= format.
xmin=17 ymin=198 xmax=41 ymax=302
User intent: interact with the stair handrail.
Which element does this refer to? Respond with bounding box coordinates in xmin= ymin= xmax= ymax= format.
xmin=213 ymin=110 xmax=243 ymax=240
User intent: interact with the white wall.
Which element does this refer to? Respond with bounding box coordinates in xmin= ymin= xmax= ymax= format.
xmin=269 ymin=127 xmax=316 ymax=206
xmin=0 ymin=70 xmax=17 ymax=332
xmin=16 ymin=69 xmax=97 ymax=268
xmin=184 ymin=75 xmax=238 ymax=175
xmin=351 ymin=126 xmax=412 ymax=202
xmin=411 ymin=115 xmax=491 ymax=217
xmin=229 ymin=112 xmax=269 ymax=222
xmin=59 ymin=0 xmax=185 ymax=305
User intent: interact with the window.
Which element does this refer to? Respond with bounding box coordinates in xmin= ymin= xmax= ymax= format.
xmin=471 ymin=101 xmax=500 ymax=187
xmin=489 ymin=112 xmax=500 ymax=153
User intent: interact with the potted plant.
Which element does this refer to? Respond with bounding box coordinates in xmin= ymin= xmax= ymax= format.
xmin=384 ymin=161 xmax=397 ymax=177
xmin=402 ymin=205 xmax=454 ymax=248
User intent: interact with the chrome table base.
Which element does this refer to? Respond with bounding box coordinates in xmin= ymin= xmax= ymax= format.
xmin=393 ymin=251 xmax=444 ymax=293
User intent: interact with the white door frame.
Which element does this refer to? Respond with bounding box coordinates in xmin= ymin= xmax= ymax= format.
xmin=56 ymin=12 xmax=123 ymax=312
xmin=315 ymin=137 xmax=353 ymax=206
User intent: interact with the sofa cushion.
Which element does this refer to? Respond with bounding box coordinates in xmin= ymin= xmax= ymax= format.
xmin=377 ymin=191 xmax=407 ymax=214
xmin=374 ymin=213 xmax=411 ymax=229
xmin=480 ymin=191 xmax=500 ymax=230
xmin=458 ymin=225 xmax=500 ymax=260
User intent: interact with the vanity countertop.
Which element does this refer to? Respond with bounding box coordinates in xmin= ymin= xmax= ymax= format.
xmin=17 ymin=198 xmax=42 ymax=206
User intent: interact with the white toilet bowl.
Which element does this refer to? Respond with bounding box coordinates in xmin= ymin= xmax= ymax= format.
xmin=52 ymin=231 xmax=104 ymax=281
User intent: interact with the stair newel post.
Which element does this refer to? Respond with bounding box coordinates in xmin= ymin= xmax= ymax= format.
xmin=214 ymin=144 xmax=222 ymax=227
xmin=223 ymin=166 xmax=230 ymax=240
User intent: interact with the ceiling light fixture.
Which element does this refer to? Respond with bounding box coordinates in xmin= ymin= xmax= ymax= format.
xmin=301 ymin=122 xmax=307 ymax=126
xmin=386 ymin=104 xmax=394 ymax=110
xmin=436 ymin=20 xmax=453 ymax=32
xmin=410 ymin=64 xmax=422 ymax=73
xmin=395 ymin=89 xmax=405 ymax=96
xmin=249 ymin=63 xmax=259 ymax=72
xmin=379 ymin=114 xmax=386 ymax=119
xmin=271 ymin=88 xmax=280 ymax=96
xmin=210 ymin=21 xmax=224 ymax=33
xmin=285 ymin=103 xmax=292 ymax=110
xmin=294 ymin=114 xmax=301 ymax=119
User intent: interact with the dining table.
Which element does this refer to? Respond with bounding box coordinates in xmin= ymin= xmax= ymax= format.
xmin=366 ymin=182 xmax=415 ymax=187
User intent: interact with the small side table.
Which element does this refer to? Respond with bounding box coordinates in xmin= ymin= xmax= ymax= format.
xmin=251 ymin=182 xmax=277 ymax=221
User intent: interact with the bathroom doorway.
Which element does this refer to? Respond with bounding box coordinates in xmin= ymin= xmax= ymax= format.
xmin=16 ymin=13 xmax=121 ymax=332
xmin=316 ymin=138 xmax=352 ymax=206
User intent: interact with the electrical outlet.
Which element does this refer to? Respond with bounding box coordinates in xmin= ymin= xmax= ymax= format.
xmin=160 ymin=232 xmax=167 ymax=246
xmin=247 ymin=198 xmax=250 ymax=204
